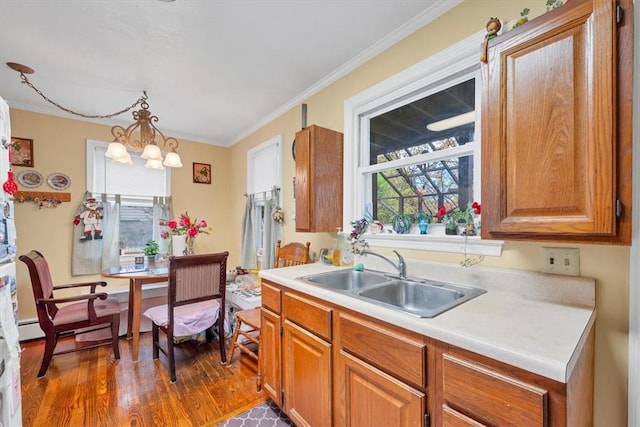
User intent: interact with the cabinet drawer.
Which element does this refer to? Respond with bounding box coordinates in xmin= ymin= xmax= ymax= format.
xmin=338 ymin=313 xmax=426 ymax=388
xmin=443 ymin=405 xmax=486 ymax=427
xmin=283 ymin=292 xmax=332 ymax=341
xmin=261 ymin=281 xmax=281 ymax=314
xmin=442 ymin=353 xmax=547 ymax=426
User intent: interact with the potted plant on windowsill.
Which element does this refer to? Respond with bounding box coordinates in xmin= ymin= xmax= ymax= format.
xmin=144 ymin=240 xmax=160 ymax=263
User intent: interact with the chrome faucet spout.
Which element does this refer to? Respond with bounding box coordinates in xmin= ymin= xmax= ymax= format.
xmin=360 ymin=249 xmax=407 ymax=279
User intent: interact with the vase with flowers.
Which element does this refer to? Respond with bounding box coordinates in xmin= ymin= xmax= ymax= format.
xmin=159 ymin=212 xmax=211 ymax=256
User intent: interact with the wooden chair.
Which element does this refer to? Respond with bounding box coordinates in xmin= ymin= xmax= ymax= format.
xmin=273 ymin=240 xmax=311 ymax=268
xmin=227 ymin=240 xmax=311 ymax=391
xmin=143 ymin=252 xmax=228 ymax=383
xmin=19 ymin=250 xmax=121 ymax=378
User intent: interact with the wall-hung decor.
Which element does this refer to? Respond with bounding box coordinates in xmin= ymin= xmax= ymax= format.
xmin=193 ymin=162 xmax=211 ymax=184
xmin=47 ymin=173 xmax=71 ymax=190
xmin=17 ymin=170 xmax=43 ymax=188
xmin=11 ymin=137 xmax=34 ymax=167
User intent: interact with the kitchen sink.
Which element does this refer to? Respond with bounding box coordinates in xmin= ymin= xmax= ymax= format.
xmin=297 ymin=270 xmax=486 ymax=318
xmin=298 ymin=269 xmax=391 ymax=292
xmin=356 ymin=279 xmax=486 ymax=317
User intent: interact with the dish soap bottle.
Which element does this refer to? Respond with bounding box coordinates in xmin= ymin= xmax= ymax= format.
xmin=332 ymin=228 xmax=342 ymax=267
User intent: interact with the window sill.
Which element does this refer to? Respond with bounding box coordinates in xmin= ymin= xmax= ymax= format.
xmin=363 ymin=233 xmax=503 ymax=257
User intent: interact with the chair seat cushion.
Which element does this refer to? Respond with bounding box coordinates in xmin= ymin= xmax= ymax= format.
xmin=143 ymin=300 xmax=221 ymax=337
xmin=53 ymin=297 xmax=121 ymax=326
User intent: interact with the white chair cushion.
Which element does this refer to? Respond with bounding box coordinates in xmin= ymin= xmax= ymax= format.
xmin=143 ymin=300 xmax=220 ymax=337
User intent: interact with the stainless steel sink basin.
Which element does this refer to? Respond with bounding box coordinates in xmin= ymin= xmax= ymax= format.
xmin=297 ymin=270 xmax=486 ymax=318
xmin=356 ymin=279 xmax=486 ymax=317
xmin=298 ymin=269 xmax=391 ymax=291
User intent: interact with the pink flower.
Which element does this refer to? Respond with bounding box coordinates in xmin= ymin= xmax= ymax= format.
xmin=160 ymin=212 xmax=211 ymax=239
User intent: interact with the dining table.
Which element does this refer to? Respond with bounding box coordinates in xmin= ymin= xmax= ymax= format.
xmin=102 ymin=261 xmax=169 ymax=362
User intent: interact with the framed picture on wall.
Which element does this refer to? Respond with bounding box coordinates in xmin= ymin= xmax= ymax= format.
xmin=11 ymin=137 xmax=34 ymax=167
xmin=193 ymin=162 xmax=211 ymax=184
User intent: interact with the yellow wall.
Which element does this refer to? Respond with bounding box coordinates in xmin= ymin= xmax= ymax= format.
xmin=9 ymin=1 xmax=629 ymax=425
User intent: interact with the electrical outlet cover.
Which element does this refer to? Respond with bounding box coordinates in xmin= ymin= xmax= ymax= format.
xmin=541 ymin=247 xmax=580 ymax=276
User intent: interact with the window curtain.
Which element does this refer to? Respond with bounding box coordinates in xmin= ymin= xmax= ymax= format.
xmin=101 ymin=195 xmax=121 ymax=270
xmin=262 ymin=187 xmax=282 ymax=270
xmin=240 ymin=194 xmax=256 ymax=269
xmin=153 ymin=196 xmax=172 ymax=256
xmin=71 ymin=192 xmax=118 ymax=275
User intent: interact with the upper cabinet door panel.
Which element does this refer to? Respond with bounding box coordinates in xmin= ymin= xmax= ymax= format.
xmin=482 ymin=0 xmax=617 ymax=237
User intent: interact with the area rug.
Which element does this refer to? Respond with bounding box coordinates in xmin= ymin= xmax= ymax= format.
xmin=217 ymin=400 xmax=295 ymax=426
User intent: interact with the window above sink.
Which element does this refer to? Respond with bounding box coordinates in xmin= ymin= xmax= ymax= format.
xmin=343 ymin=31 xmax=503 ymax=257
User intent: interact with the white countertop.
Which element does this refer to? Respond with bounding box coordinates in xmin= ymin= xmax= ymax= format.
xmin=259 ymin=259 xmax=595 ymax=384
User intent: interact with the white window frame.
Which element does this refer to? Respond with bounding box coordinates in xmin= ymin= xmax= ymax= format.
xmin=86 ymin=139 xmax=172 ymax=253
xmin=343 ymin=31 xmax=503 ymax=256
xmin=247 ymin=135 xmax=284 ymax=261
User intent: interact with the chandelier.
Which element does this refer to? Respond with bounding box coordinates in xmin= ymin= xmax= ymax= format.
xmin=6 ymin=62 xmax=182 ymax=169
xmin=107 ymin=92 xmax=182 ymax=168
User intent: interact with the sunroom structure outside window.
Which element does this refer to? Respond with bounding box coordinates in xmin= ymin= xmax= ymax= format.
xmin=344 ymin=32 xmax=502 ymax=256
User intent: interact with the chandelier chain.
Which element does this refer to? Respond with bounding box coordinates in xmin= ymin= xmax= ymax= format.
xmin=18 ymin=72 xmax=146 ymax=119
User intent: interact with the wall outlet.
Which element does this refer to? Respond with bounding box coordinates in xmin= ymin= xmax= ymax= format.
xmin=541 ymin=247 xmax=580 ymax=276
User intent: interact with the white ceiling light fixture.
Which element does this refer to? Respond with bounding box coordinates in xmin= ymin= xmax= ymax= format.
xmin=108 ymin=92 xmax=182 ymax=169
xmin=6 ymin=62 xmax=182 ymax=169
xmin=426 ymin=111 xmax=475 ymax=132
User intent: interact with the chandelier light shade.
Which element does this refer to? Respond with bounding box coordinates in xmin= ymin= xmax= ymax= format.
xmin=110 ymin=93 xmax=182 ymax=169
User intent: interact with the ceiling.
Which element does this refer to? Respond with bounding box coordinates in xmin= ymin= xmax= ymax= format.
xmin=0 ymin=0 xmax=462 ymax=147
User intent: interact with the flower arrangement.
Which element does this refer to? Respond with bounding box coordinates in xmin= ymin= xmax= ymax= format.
xmin=159 ymin=212 xmax=211 ymax=239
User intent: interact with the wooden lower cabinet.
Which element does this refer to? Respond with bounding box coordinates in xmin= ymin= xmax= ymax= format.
xmin=261 ymin=279 xmax=594 ymax=426
xmin=436 ymin=326 xmax=595 ymax=427
xmin=260 ymin=307 xmax=282 ymax=406
xmin=283 ymin=320 xmax=332 ymax=427
xmin=337 ymin=350 xmax=425 ymax=426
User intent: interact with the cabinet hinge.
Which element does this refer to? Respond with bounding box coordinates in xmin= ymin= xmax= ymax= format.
xmin=281 ymin=389 xmax=285 ymax=405
xmin=424 ymin=411 xmax=430 ymax=427
xmin=279 ymin=325 xmax=284 ymax=336
xmin=616 ymin=4 xmax=623 ymax=25
xmin=616 ymin=198 xmax=623 ymax=219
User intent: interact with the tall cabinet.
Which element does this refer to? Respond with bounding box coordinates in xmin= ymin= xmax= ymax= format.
xmin=481 ymin=0 xmax=633 ymax=244
xmin=294 ymin=125 xmax=343 ymax=232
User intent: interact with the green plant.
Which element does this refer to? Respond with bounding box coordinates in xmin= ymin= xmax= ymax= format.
xmin=144 ymin=240 xmax=159 ymax=256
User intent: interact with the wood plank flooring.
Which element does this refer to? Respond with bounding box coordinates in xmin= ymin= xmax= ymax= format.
xmin=20 ymin=332 xmax=265 ymax=427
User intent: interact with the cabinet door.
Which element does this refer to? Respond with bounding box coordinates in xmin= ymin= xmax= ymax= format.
xmin=481 ymin=0 xmax=617 ymax=238
xmin=294 ymin=127 xmax=312 ymax=232
xmin=283 ymin=319 xmax=332 ymax=427
xmin=338 ymin=350 xmax=425 ymax=427
xmin=260 ymin=308 xmax=282 ymax=406
xmin=294 ymin=125 xmax=343 ymax=232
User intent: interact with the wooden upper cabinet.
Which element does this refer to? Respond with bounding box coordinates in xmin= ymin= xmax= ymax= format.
xmin=481 ymin=0 xmax=633 ymax=243
xmin=295 ymin=125 xmax=343 ymax=232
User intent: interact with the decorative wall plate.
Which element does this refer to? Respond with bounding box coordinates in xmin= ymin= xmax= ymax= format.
xmin=17 ymin=170 xmax=43 ymax=188
xmin=47 ymin=173 xmax=71 ymax=190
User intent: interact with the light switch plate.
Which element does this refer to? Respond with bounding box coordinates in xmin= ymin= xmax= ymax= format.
xmin=541 ymin=247 xmax=580 ymax=276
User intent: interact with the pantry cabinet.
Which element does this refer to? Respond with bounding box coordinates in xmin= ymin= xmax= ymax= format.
xmin=294 ymin=125 xmax=343 ymax=232
xmin=481 ymin=0 xmax=633 ymax=244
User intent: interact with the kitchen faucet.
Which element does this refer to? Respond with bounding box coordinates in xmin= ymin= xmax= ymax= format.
xmin=359 ymin=249 xmax=407 ymax=279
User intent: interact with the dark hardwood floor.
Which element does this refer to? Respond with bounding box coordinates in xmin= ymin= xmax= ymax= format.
xmin=20 ymin=332 xmax=265 ymax=427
